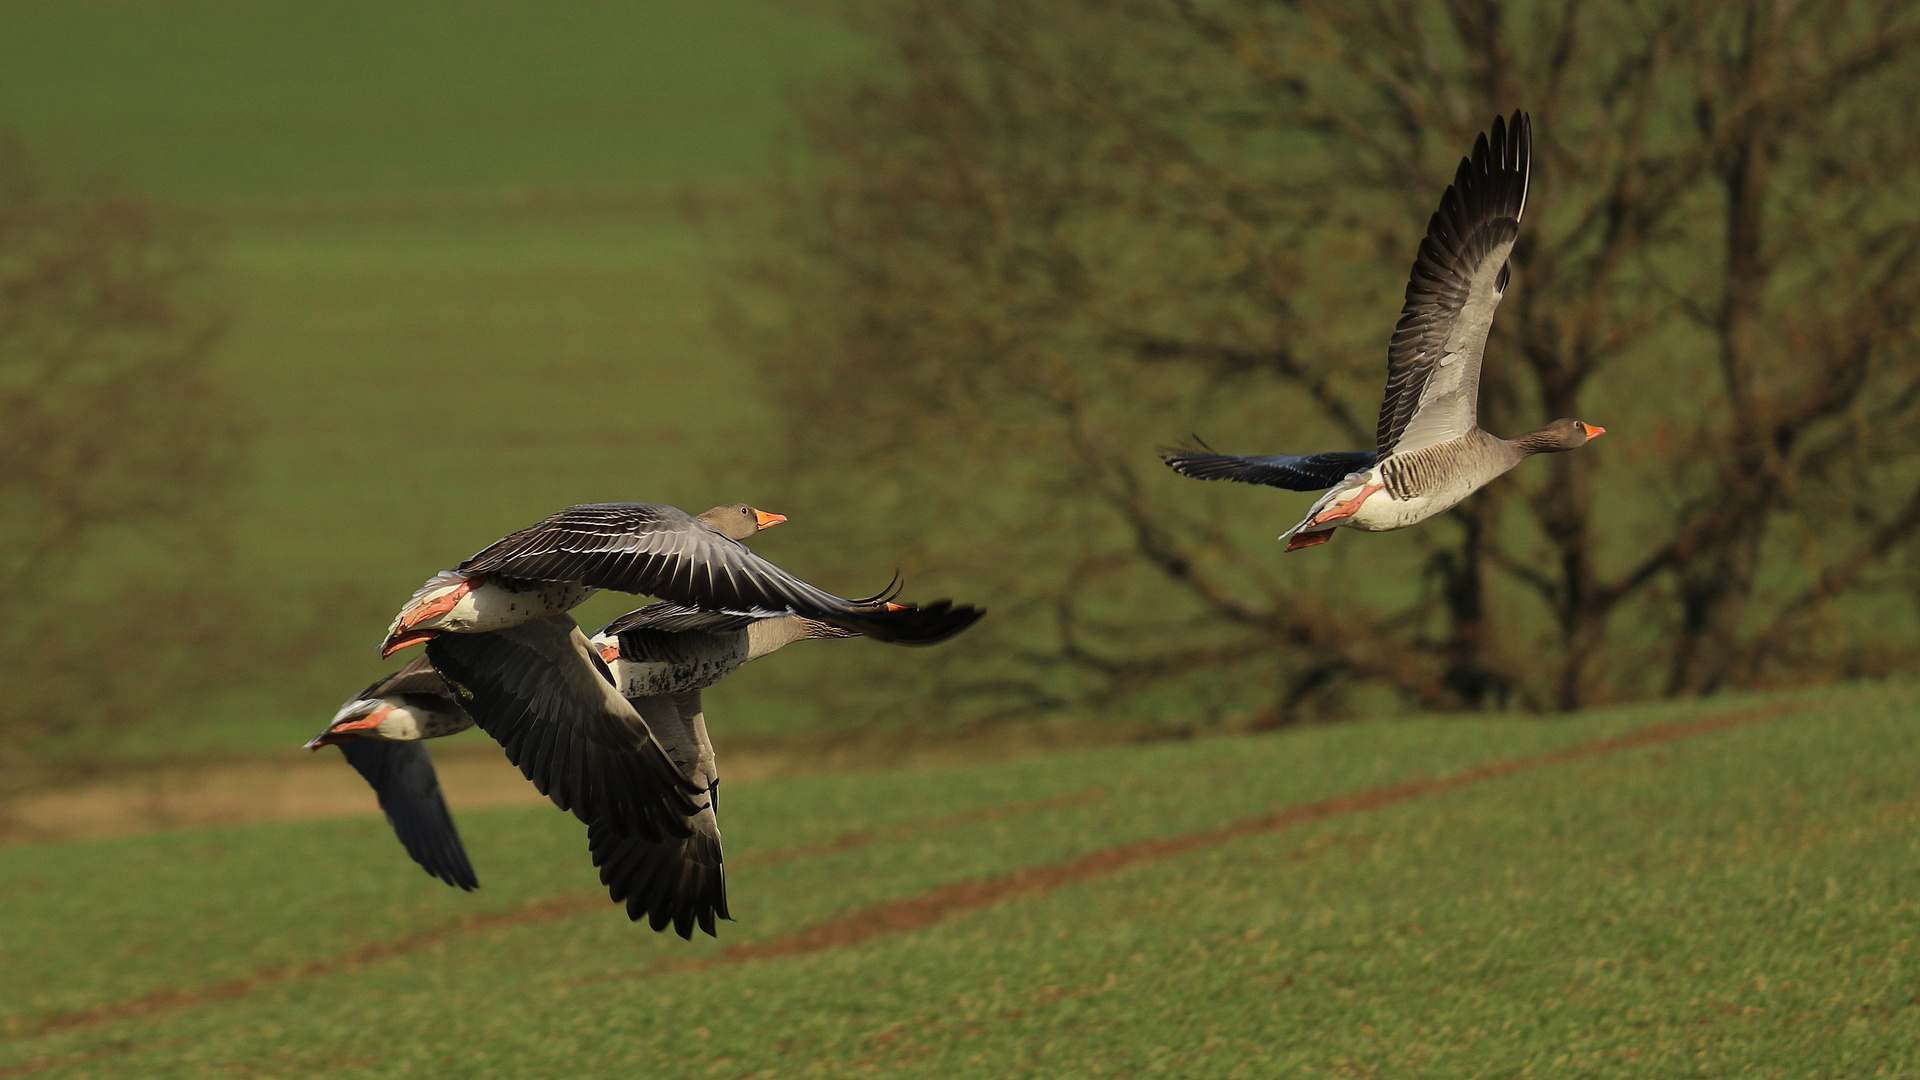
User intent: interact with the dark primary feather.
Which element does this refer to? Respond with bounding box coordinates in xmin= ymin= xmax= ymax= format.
xmin=587 ymin=690 xmax=728 ymax=939
xmin=1161 ymin=446 xmax=1379 ymax=491
xmin=589 ymin=815 xmax=728 ymax=940
xmin=425 ymin=615 xmax=703 ymax=843
xmin=1376 ymin=110 xmax=1531 ymax=455
xmin=338 ymin=739 xmax=478 ymax=891
xmin=457 ymin=503 xmax=982 ymax=645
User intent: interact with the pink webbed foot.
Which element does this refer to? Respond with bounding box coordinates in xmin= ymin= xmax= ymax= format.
xmin=1308 ymin=482 xmax=1384 ymax=528
xmin=1285 ymin=529 xmax=1336 ymax=552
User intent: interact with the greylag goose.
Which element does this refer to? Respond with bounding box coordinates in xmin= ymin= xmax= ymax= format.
xmin=581 ymin=602 xmax=862 ymax=935
xmin=382 ymin=502 xmax=980 ymax=654
xmin=1162 ymin=112 xmax=1603 ymax=550
xmin=304 ymin=657 xmax=478 ymax=890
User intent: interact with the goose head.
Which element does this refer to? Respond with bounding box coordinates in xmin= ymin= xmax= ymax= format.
xmin=1514 ymin=418 xmax=1606 ymax=455
xmin=697 ymin=503 xmax=787 ymax=540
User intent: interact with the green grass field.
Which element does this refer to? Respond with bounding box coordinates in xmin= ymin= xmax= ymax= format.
xmin=0 ymin=0 xmax=859 ymax=201
xmin=5 ymin=683 xmax=1918 ymax=1077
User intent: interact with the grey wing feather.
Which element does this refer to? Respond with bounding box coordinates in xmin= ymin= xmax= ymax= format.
xmin=458 ymin=503 xmax=983 ymax=645
xmin=1161 ymin=446 xmax=1378 ymax=491
xmin=338 ymin=739 xmax=478 ymax=891
xmin=589 ymin=691 xmax=727 ymax=939
xmin=424 ymin=614 xmax=703 ymax=844
xmin=1376 ymin=111 xmax=1531 ymax=457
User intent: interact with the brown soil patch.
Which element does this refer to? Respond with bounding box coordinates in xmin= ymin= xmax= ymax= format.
xmin=0 ymin=745 xmax=819 ymax=845
xmin=3 ymin=702 xmax=1794 ymax=1062
xmin=0 ymin=749 xmax=549 ymax=844
xmin=0 ymin=715 xmax=1156 ymax=846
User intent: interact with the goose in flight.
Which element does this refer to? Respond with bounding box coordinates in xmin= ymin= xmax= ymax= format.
xmin=1162 ymin=112 xmax=1603 ymax=550
xmin=382 ymin=502 xmax=979 ymax=654
xmin=304 ymin=605 xmax=887 ymax=937
xmin=305 ymin=656 xmax=478 ymax=890
xmin=581 ymin=603 xmax=860 ymax=936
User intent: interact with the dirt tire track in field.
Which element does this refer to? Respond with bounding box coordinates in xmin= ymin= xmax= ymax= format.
xmin=2 ymin=704 xmax=1793 ymax=1066
xmin=3 ymin=789 xmax=1110 ymax=1044
xmin=631 ymin=703 xmax=1800 ymax=975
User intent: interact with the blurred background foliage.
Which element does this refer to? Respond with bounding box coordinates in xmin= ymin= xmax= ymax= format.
xmin=1 ymin=0 xmax=1918 ymax=783
xmin=751 ymin=0 xmax=1920 ymax=727
xmin=0 ymin=134 xmax=241 ymax=792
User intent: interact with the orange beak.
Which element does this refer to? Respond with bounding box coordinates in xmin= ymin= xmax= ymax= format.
xmin=304 ymin=706 xmax=393 ymax=749
xmin=380 ymin=628 xmax=438 ymax=658
xmin=1581 ymin=423 xmax=1606 ymax=439
xmin=381 ymin=576 xmax=475 ymax=656
xmin=752 ymin=509 xmax=787 ymax=531
xmin=598 ymin=644 xmax=621 ymax=663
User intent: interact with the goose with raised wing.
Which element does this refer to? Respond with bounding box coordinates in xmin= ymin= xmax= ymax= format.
xmin=1161 ymin=112 xmax=1603 ymax=550
xmin=382 ymin=502 xmax=978 ymax=654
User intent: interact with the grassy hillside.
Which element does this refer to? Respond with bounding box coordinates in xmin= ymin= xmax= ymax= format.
xmin=5 ymin=683 xmax=1918 ymax=1076
xmin=0 ymin=1 xmax=878 ymax=757
xmin=0 ymin=0 xmax=859 ymax=200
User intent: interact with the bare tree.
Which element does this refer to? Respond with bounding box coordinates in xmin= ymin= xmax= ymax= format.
xmin=744 ymin=0 xmax=1920 ymax=729
xmin=0 ymin=132 xmax=244 ymax=792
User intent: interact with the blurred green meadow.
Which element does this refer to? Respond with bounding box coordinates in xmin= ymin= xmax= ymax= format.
xmin=0 ymin=0 xmax=872 ymax=756
xmin=6 ymin=684 xmax=1919 ymax=1077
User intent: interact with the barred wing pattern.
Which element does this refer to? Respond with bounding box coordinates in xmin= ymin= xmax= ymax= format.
xmin=457 ymin=503 xmax=981 ymax=645
xmin=1376 ymin=111 xmax=1531 ymax=457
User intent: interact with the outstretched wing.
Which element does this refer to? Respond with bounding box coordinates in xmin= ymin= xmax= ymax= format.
xmin=1376 ymin=111 xmax=1531 ymax=457
xmin=458 ymin=503 xmax=982 ymax=645
xmin=1161 ymin=446 xmax=1378 ymax=491
xmin=425 ymin=614 xmax=704 ymax=843
xmin=338 ymin=739 xmax=478 ymax=891
xmin=589 ymin=690 xmax=728 ymax=940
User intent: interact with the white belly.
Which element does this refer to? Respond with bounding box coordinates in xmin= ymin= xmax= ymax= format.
xmin=1344 ymin=478 xmax=1477 ymax=531
xmin=442 ymin=577 xmax=595 ymax=633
